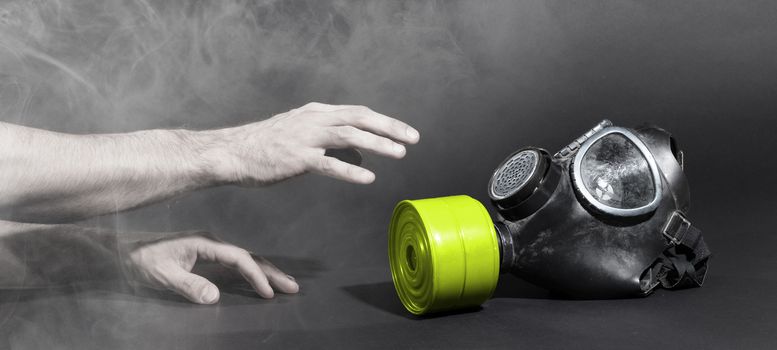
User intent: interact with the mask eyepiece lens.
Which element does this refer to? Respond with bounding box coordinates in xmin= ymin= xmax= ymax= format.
xmin=580 ymin=133 xmax=655 ymax=209
xmin=572 ymin=127 xmax=663 ymax=218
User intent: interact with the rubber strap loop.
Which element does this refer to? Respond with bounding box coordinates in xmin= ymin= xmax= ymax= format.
xmin=642 ymin=210 xmax=711 ymax=294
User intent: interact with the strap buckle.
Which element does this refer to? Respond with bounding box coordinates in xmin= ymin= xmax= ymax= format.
xmin=662 ymin=211 xmax=692 ymax=245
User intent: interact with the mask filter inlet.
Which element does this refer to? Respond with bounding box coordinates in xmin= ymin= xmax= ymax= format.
xmin=388 ymin=196 xmax=500 ymax=315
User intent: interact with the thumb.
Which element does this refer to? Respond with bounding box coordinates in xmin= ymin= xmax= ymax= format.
xmin=163 ymin=266 xmax=220 ymax=304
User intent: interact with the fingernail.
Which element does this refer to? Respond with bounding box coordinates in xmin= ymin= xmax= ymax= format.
xmin=201 ymin=286 xmax=219 ymax=304
xmin=362 ymin=171 xmax=376 ymax=183
xmin=286 ymin=274 xmax=296 ymax=281
xmin=393 ymin=143 xmax=405 ymax=155
xmin=406 ymin=127 xmax=420 ymax=142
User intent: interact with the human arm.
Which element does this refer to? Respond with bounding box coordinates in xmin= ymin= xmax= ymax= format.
xmin=0 ymin=220 xmax=296 ymax=304
xmin=0 ymin=103 xmax=419 ymax=223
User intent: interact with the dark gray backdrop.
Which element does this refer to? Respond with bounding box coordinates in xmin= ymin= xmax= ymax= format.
xmin=0 ymin=1 xmax=775 ymax=349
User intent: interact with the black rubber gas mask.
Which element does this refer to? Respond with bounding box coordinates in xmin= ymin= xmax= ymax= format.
xmin=388 ymin=120 xmax=710 ymax=315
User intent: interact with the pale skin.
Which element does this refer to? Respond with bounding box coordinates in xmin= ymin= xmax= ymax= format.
xmin=0 ymin=102 xmax=420 ymax=304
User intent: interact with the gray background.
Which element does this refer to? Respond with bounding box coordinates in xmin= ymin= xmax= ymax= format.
xmin=0 ymin=0 xmax=776 ymax=348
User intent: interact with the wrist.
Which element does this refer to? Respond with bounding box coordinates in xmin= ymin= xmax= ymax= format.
xmin=174 ymin=128 xmax=236 ymax=187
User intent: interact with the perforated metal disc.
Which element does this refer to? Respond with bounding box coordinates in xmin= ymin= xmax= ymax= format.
xmin=489 ymin=150 xmax=539 ymax=200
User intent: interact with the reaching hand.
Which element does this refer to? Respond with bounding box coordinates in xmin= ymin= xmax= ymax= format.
xmin=201 ymin=102 xmax=420 ymax=186
xmin=123 ymin=232 xmax=298 ymax=304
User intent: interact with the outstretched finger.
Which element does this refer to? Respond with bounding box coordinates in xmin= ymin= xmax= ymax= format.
xmin=316 ymin=106 xmax=420 ymax=145
xmin=196 ymin=241 xmax=275 ymax=298
xmin=319 ymin=126 xmax=406 ymax=159
xmin=308 ymin=156 xmax=375 ymax=184
xmin=162 ymin=264 xmax=221 ymax=304
xmin=255 ymin=256 xmax=300 ymax=294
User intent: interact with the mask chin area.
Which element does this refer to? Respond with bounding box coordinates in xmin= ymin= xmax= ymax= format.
xmin=571 ymin=127 xmax=663 ymax=222
xmin=488 ymin=148 xmax=560 ymax=221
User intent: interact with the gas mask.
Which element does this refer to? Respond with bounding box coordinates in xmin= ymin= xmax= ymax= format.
xmin=388 ymin=120 xmax=710 ymax=315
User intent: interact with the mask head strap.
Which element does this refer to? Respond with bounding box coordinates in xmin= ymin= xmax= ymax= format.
xmin=642 ymin=210 xmax=711 ymax=294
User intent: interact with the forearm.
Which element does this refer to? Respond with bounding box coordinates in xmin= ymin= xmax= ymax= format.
xmin=0 ymin=103 xmax=420 ymax=222
xmin=0 ymin=122 xmax=218 ymax=223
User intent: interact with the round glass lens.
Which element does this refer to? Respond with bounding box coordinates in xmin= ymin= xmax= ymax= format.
xmin=579 ymin=133 xmax=656 ymax=209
